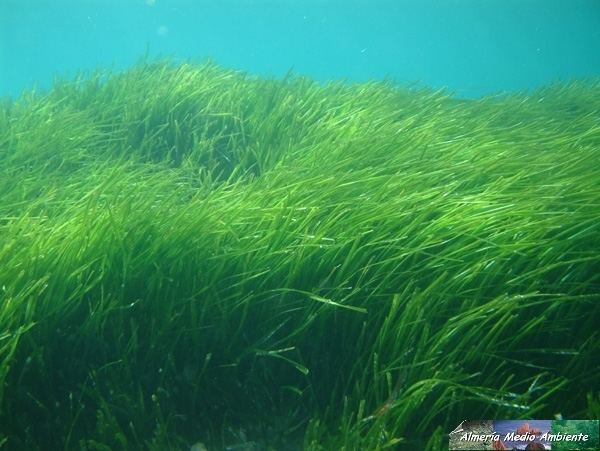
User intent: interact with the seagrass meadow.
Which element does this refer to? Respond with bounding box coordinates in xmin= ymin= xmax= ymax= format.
xmin=0 ymin=61 xmax=599 ymax=450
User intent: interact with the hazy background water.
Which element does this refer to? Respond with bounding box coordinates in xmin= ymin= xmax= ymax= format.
xmin=1 ymin=0 xmax=599 ymax=99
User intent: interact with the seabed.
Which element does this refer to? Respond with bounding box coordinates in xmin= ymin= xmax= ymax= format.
xmin=0 ymin=61 xmax=599 ymax=450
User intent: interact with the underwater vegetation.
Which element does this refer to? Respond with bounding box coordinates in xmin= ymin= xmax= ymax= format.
xmin=0 ymin=61 xmax=599 ymax=450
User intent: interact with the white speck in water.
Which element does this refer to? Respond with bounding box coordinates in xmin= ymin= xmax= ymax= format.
xmin=157 ymin=25 xmax=169 ymax=36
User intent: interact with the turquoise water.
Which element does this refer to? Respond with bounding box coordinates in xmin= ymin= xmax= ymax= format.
xmin=1 ymin=0 xmax=599 ymax=98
